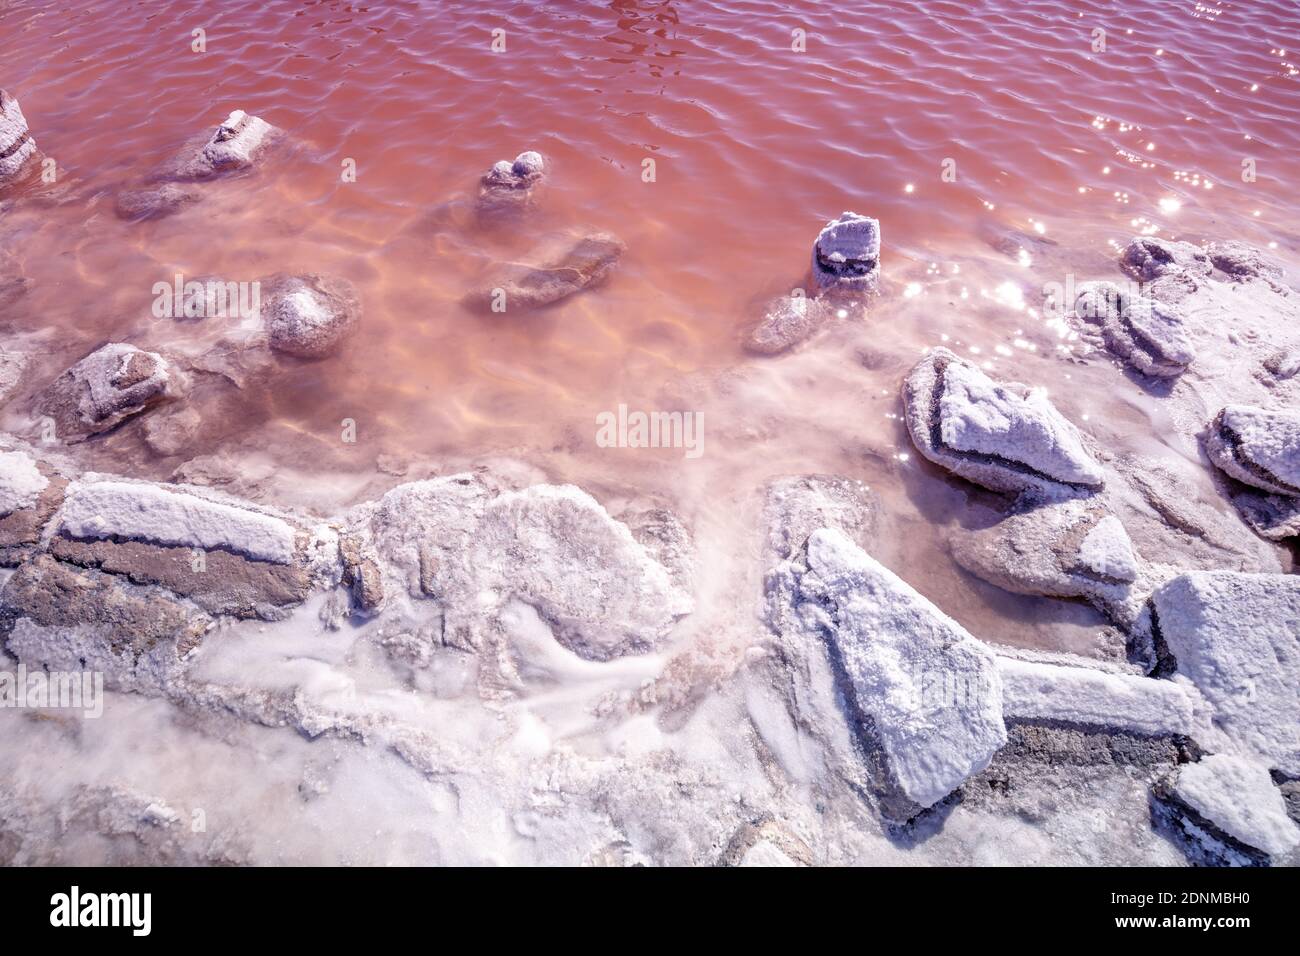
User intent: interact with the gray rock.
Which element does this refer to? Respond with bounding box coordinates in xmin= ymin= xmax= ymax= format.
xmin=464 ymin=233 xmax=625 ymax=313
xmin=37 ymin=343 xmax=178 ymax=441
xmin=903 ymin=347 xmax=1105 ymax=494
xmin=1205 ymin=405 xmax=1300 ymax=497
xmin=1263 ymin=347 xmax=1300 ymax=382
xmin=476 ymin=150 xmax=547 ymax=220
xmin=0 ymin=89 xmax=38 ymax=183
xmin=811 ymin=211 xmax=880 ymax=294
xmin=262 ymin=273 xmax=361 ymax=359
xmin=1072 ymin=280 xmax=1133 ymax=324
xmin=1208 ymin=240 xmax=1284 ymax=283
xmin=1120 ymin=236 xmax=1211 ymax=281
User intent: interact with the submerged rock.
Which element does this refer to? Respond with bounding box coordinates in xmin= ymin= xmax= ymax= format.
xmin=262 ymin=273 xmax=362 ymax=359
xmin=1107 ymin=298 xmax=1195 ymax=378
xmin=743 ymin=294 xmax=830 ymax=355
xmin=37 ymin=343 xmax=178 ymax=441
xmin=1150 ymin=571 xmax=1300 ymax=776
xmin=114 ymin=182 xmax=203 ymax=221
xmin=0 ymin=89 xmax=38 ymax=183
xmin=0 ymin=554 xmax=210 ymax=691
xmin=800 ymin=527 xmax=1006 ymax=819
xmin=173 ymin=109 xmax=277 ymax=181
xmin=903 ymin=347 xmax=1104 ymax=494
xmin=810 ymin=212 xmax=880 ymax=294
xmin=1153 ymin=754 xmax=1299 ymax=866
xmin=1205 ymin=405 xmax=1300 ymax=497
xmin=464 ymin=233 xmax=625 ymax=313
xmin=1120 ymin=236 xmax=1211 ymax=281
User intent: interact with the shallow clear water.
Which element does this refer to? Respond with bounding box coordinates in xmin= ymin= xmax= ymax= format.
xmin=2 ymin=0 xmax=1298 ymax=653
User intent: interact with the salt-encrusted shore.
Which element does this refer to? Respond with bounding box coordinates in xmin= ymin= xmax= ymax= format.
xmin=1 ymin=137 xmax=1298 ymax=867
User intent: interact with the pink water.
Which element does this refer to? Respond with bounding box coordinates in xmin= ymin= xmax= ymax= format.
xmin=2 ymin=0 xmax=1298 ymax=653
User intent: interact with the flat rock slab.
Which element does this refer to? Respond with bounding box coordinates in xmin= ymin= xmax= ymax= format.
xmin=904 ymin=347 xmax=1104 ymax=494
xmin=996 ymin=656 xmax=1193 ymax=737
xmin=261 ymin=273 xmax=361 ymax=359
xmin=801 ymin=527 xmax=1006 ymax=815
xmin=1151 ymin=571 xmax=1300 ymax=777
xmin=811 ymin=211 xmax=880 ymax=294
xmin=1153 ymin=753 xmax=1299 ymax=866
xmin=0 ymin=455 xmax=65 ymax=566
xmin=58 ymin=478 xmax=301 ymax=564
xmin=38 ymin=343 xmax=176 ymax=441
xmin=1106 ymin=298 xmax=1195 ymax=378
xmin=464 ymin=234 xmax=625 ymax=313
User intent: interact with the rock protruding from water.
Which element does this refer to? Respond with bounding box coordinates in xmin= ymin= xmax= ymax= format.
xmin=174 ymin=109 xmax=276 ymax=180
xmin=0 ymin=89 xmax=38 ymax=183
xmin=38 ymin=343 xmax=178 ymax=441
xmin=1111 ymin=298 xmax=1195 ymax=378
xmin=262 ymin=273 xmax=361 ymax=359
xmin=801 ymin=527 xmax=1006 ymax=819
xmin=476 ymin=150 xmax=547 ymax=220
xmin=903 ymin=347 xmax=1105 ymax=494
xmin=1072 ymin=280 xmax=1132 ymax=324
xmin=1153 ymin=754 xmax=1300 ymax=866
xmin=1120 ymin=236 xmax=1211 ymax=281
xmin=1150 ymin=571 xmax=1300 ymax=777
xmin=811 ymin=212 xmax=880 ymax=294
xmin=464 ymin=233 xmax=625 ymax=313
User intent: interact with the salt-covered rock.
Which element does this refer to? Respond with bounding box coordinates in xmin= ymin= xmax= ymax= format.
xmin=903 ymin=347 xmax=1104 ymax=494
xmin=0 ymin=89 xmax=38 ymax=183
xmin=58 ymin=478 xmax=301 ymax=564
xmin=1153 ymin=754 xmax=1300 ymax=866
xmin=1205 ymin=405 xmax=1300 ymax=497
xmin=1207 ymin=240 xmax=1284 ymax=283
xmin=174 ymin=109 xmax=276 ymax=180
xmin=1072 ymin=280 xmax=1132 ymax=324
xmin=1106 ymin=298 xmax=1195 ymax=378
xmin=811 ymin=212 xmax=880 ymax=294
xmin=464 ymin=233 xmax=625 ymax=313
xmin=996 ymin=655 xmax=1192 ymax=737
xmin=0 ymin=449 xmax=47 ymax=515
xmin=0 ymin=349 xmax=28 ymax=407
xmin=1076 ymin=515 xmax=1139 ymax=583
xmin=1150 ymin=571 xmax=1300 ymax=776
xmin=262 ymin=273 xmax=361 ymax=359
xmin=1120 ymin=236 xmax=1211 ymax=281
xmin=800 ymin=528 xmax=1006 ymax=815
xmin=37 ymin=343 xmax=177 ymax=441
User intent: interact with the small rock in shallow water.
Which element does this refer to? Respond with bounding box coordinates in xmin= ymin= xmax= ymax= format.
xmin=262 ymin=273 xmax=361 ymax=359
xmin=38 ymin=343 xmax=177 ymax=441
xmin=464 ymin=233 xmax=625 ymax=313
xmin=1105 ymin=297 xmax=1195 ymax=378
xmin=903 ymin=347 xmax=1104 ymax=494
xmin=810 ymin=211 xmax=880 ymax=294
xmin=0 ymin=89 xmax=39 ymax=183
xmin=1075 ymin=515 xmax=1138 ymax=583
xmin=173 ymin=109 xmax=276 ymax=180
xmin=743 ymin=294 xmax=829 ymax=355
xmin=1072 ymin=280 xmax=1133 ymax=324
xmin=1205 ymin=405 xmax=1300 ymax=497
xmin=476 ymin=150 xmax=547 ymax=220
